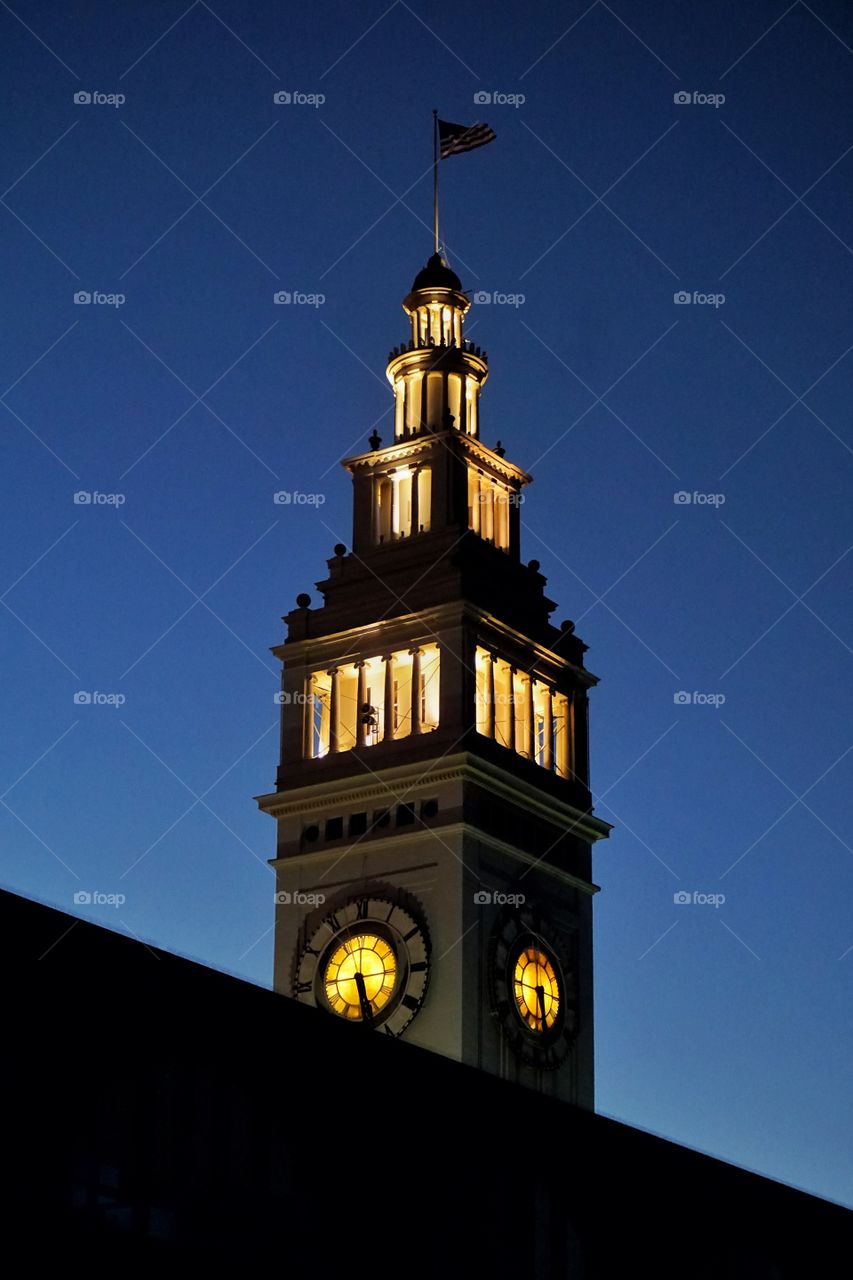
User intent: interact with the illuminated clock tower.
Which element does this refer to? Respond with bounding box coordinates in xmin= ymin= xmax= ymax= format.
xmin=256 ymin=251 xmax=610 ymax=1107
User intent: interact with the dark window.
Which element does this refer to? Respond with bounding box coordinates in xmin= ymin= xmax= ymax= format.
xmin=420 ymin=798 xmax=439 ymax=820
xmin=348 ymin=812 xmax=368 ymax=836
xmin=373 ymin=809 xmax=391 ymax=829
xmin=396 ymin=803 xmax=416 ymax=827
xmin=325 ymin=816 xmax=343 ymax=840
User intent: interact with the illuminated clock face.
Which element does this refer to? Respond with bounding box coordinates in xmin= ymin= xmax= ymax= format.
xmin=490 ymin=907 xmax=576 ymax=1069
xmin=294 ymin=895 xmax=430 ymax=1037
xmin=512 ymin=944 xmax=560 ymax=1034
xmin=323 ymin=931 xmax=397 ymax=1022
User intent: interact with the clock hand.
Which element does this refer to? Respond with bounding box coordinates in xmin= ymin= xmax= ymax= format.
xmin=536 ymin=984 xmax=547 ymax=1032
xmin=354 ymin=970 xmax=374 ymax=1027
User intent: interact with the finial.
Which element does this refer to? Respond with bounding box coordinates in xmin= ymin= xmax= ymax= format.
xmin=442 ymin=407 xmax=455 ymax=431
xmin=368 ymin=429 xmax=382 ymax=450
xmin=296 ymin=592 xmax=311 ymax=608
xmin=495 ymin=440 xmax=505 ymax=457
xmin=334 ymin=543 xmax=346 ymax=557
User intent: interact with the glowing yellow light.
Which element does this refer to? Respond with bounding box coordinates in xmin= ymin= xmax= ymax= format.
xmin=513 ymin=946 xmax=559 ymax=1033
xmin=323 ymin=933 xmax=398 ymax=1021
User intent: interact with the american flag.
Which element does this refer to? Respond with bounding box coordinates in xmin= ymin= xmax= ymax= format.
xmin=438 ymin=118 xmax=497 ymax=159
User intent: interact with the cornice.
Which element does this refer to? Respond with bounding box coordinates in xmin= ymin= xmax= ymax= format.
xmin=268 ymin=821 xmax=600 ymax=897
xmin=256 ymin=750 xmax=612 ymax=846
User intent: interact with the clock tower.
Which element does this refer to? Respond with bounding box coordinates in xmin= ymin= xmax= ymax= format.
xmin=256 ymin=250 xmax=610 ymax=1107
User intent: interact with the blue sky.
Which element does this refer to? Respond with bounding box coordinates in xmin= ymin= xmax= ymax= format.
xmin=1 ymin=0 xmax=852 ymax=1206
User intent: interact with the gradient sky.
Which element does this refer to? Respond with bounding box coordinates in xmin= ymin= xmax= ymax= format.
xmin=1 ymin=0 xmax=852 ymax=1207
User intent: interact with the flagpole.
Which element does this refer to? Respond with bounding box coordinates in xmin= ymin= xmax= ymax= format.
xmin=432 ymin=108 xmax=439 ymax=255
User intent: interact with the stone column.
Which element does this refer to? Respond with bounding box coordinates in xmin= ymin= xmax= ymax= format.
xmin=329 ymin=668 xmax=340 ymax=753
xmin=411 ymin=648 xmax=422 ymax=734
xmin=384 ymin=654 xmax=394 ymax=741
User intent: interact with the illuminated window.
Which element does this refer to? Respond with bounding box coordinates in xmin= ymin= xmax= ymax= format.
xmin=373 ymin=466 xmax=431 ymax=543
xmin=475 ymin=645 xmax=570 ymax=778
xmin=467 ymin=468 xmax=511 ymax=551
xmin=306 ymin=644 xmax=440 ymax=758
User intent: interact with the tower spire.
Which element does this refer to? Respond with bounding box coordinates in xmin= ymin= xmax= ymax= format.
xmin=432 ymin=108 xmax=440 ymax=255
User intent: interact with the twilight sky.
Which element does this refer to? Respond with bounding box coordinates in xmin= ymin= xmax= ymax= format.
xmin=1 ymin=0 xmax=852 ymax=1207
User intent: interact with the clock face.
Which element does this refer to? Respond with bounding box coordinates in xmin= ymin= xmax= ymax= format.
xmin=294 ymin=895 xmax=430 ymax=1037
xmin=490 ymin=907 xmax=577 ymax=1069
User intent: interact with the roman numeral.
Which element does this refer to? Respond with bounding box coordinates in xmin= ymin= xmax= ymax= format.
xmin=294 ymin=981 xmax=312 ymax=995
xmin=403 ymin=926 xmax=419 ymax=942
xmin=356 ymin=899 xmax=369 ymax=920
xmin=409 ymin=961 xmax=427 ymax=973
xmin=402 ymin=994 xmax=420 ymax=1011
xmin=325 ymin=913 xmax=341 ymax=933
